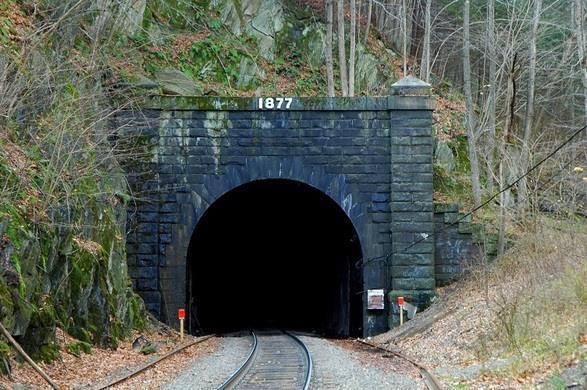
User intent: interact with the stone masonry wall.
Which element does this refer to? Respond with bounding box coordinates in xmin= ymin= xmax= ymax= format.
xmin=115 ymin=79 xmax=435 ymax=337
xmin=433 ymin=203 xmax=476 ymax=285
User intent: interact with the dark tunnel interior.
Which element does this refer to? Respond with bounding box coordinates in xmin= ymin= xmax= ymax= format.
xmin=187 ymin=179 xmax=363 ymax=337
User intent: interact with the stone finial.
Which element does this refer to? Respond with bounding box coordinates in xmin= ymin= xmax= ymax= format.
xmin=390 ymin=75 xmax=431 ymax=96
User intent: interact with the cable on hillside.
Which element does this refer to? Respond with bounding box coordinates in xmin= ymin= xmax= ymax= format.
xmin=358 ymin=124 xmax=587 ymax=268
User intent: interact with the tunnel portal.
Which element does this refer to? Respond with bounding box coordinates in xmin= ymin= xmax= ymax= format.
xmin=187 ymin=179 xmax=363 ymax=337
xmin=120 ymin=86 xmax=437 ymax=336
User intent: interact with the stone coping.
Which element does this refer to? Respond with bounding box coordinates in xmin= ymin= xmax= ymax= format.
xmin=141 ymin=95 xmax=435 ymax=111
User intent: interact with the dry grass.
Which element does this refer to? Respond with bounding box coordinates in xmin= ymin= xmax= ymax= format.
xmin=476 ymin=217 xmax=587 ymax=375
xmin=374 ymin=215 xmax=587 ymax=387
xmin=0 ymin=323 xmax=217 ymax=389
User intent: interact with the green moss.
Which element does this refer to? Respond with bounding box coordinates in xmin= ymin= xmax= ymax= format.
xmin=66 ymin=341 xmax=92 ymax=357
xmin=36 ymin=343 xmax=60 ymax=364
xmin=140 ymin=342 xmax=157 ymax=355
xmin=68 ymin=327 xmax=93 ymax=344
xmin=128 ymin=293 xmax=147 ymax=330
xmin=0 ymin=340 xmax=10 ymax=375
xmin=0 ymin=280 xmax=14 ymax=318
xmin=145 ymin=0 xmax=209 ymax=29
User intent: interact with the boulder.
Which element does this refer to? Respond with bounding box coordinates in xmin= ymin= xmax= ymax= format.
xmin=301 ymin=24 xmax=326 ymax=68
xmin=213 ymin=0 xmax=284 ymax=61
xmin=118 ymin=0 xmax=146 ymax=36
xmin=354 ymin=44 xmax=384 ymax=93
xmin=434 ymin=140 xmax=456 ymax=172
xmin=131 ymin=74 xmax=159 ymax=90
xmin=155 ymin=69 xmax=203 ymax=96
xmin=236 ymin=58 xmax=264 ymax=90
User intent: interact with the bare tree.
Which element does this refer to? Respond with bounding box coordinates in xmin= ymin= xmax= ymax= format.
xmin=419 ymin=0 xmax=431 ymax=82
xmin=357 ymin=0 xmax=362 ymax=46
xmin=463 ymin=0 xmax=482 ymax=207
xmin=325 ymin=0 xmax=335 ymax=97
xmin=402 ymin=0 xmax=408 ymax=76
xmin=575 ymin=0 xmax=587 ymax=126
xmin=498 ymin=53 xmax=518 ymax=257
xmin=337 ymin=0 xmax=349 ymax=96
xmin=485 ymin=0 xmax=496 ymax=194
xmin=349 ymin=0 xmax=357 ymax=96
xmin=364 ymin=0 xmax=373 ymax=44
xmin=519 ymin=0 xmax=542 ymax=207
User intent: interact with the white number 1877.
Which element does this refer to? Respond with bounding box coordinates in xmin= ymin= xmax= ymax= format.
xmin=258 ymin=97 xmax=293 ymax=110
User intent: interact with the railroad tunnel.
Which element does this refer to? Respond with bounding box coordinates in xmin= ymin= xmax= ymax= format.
xmin=186 ymin=179 xmax=363 ymax=337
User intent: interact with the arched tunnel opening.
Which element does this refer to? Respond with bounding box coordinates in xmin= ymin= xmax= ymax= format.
xmin=187 ymin=179 xmax=363 ymax=337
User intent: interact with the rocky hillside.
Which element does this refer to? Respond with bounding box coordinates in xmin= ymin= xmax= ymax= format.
xmin=113 ymin=0 xmax=401 ymax=97
xmin=0 ymin=0 xmax=469 ymax=365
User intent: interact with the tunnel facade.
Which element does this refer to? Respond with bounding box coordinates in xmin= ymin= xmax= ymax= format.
xmin=118 ymin=77 xmax=436 ymax=336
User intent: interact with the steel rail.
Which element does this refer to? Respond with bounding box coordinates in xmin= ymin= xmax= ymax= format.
xmin=284 ymin=331 xmax=313 ymax=390
xmin=218 ymin=330 xmax=312 ymax=390
xmin=356 ymin=339 xmax=443 ymax=390
xmin=216 ymin=330 xmax=258 ymax=390
xmin=95 ymin=334 xmax=215 ymax=390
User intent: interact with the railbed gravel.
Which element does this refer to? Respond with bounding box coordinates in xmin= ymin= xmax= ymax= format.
xmin=164 ymin=332 xmax=423 ymax=389
xmin=163 ymin=332 xmax=253 ymax=390
xmin=299 ymin=335 xmax=424 ymax=389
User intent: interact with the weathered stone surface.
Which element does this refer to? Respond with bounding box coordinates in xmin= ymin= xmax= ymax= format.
xmin=116 ymin=94 xmax=439 ymax=337
xmin=213 ymin=0 xmax=284 ymax=60
xmin=119 ymin=0 xmax=146 ymax=35
xmin=434 ymin=140 xmax=456 ymax=171
xmin=155 ymin=69 xmax=203 ymax=96
xmin=302 ymin=24 xmax=326 ymax=67
xmin=0 ymin=173 xmax=145 ymax=360
xmin=434 ymin=203 xmax=483 ymax=286
xmin=390 ymin=75 xmax=432 ymax=96
xmin=355 ymin=44 xmax=385 ymax=93
xmin=236 ymin=57 xmax=264 ymax=90
xmin=92 ymin=0 xmax=146 ymax=37
xmin=131 ymin=74 xmax=159 ymax=90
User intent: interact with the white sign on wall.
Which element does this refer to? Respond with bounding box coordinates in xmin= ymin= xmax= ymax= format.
xmin=367 ymin=289 xmax=385 ymax=310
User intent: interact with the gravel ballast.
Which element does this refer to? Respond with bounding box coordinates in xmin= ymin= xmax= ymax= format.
xmin=299 ymin=335 xmax=424 ymax=389
xmin=163 ymin=333 xmax=253 ymax=389
xmin=164 ymin=333 xmax=423 ymax=389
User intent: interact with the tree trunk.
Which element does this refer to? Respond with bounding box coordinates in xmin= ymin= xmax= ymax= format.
xmin=575 ymin=0 xmax=587 ymax=127
xmin=498 ymin=53 xmax=517 ymax=257
xmin=419 ymin=0 xmax=431 ymax=82
xmin=364 ymin=0 xmax=372 ymax=44
xmin=337 ymin=0 xmax=349 ymax=96
xmin=326 ymin=0 xmax=335 ymax=97
xmin=485 ymin=0 xmax=496 ymax=194
xmin=357 ymin=0 xmax=362 ymax=47
xmin=463 ymin=0 xmax=482 ymax=207
xmin=519 ymin=0 xmax=541 ymax=208
xmin=349 ymin=0 xmax=357 ymax=96
xmin=402 ymin=0 xmax=408 ymax=76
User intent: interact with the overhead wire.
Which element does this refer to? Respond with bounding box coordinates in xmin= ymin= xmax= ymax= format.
xmin=358 ymin=124 xmax=587 ymax=268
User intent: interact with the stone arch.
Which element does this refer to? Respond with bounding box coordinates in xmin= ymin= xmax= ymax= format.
xmin=159 ymin=156 xmax=368 ymax=331
xmin=193 ymin=156 xmax=366 ymax=234
xmin=186 ymin=178 xmax=365 ymax=336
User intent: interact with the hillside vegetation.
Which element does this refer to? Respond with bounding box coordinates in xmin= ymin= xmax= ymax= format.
xmin=375 ymin=216 xmax=587 ymax=388
xmin=0 ymin=2 xmax=585 ymax=388
xmin=0 ymin=0 xmax=428 ymax=365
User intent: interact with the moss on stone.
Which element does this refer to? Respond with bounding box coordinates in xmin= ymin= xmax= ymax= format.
xmin=66 ymin=340 xmax=92 ymax=357
xmin=0 ymin=340 xmax=10 ymax=375
xmin=35 ymin=343 xmax=60 ymax=364
xmin=0 ymin=166 xmax=146 ymax=360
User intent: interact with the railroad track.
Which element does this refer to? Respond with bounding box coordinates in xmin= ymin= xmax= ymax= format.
xmin=95 ymin=334 xmax=215 ymax=390
xmin=93 ymin=330 xmax=439 ymax=390
xmin=217 ymin=330 xmax=313 ymax=390
xmin=356 ymin=339 xmax=443 ymax=390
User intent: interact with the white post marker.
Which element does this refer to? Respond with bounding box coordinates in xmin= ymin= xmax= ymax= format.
xmin=178 ymin=309 xmax=186 ymax=340
xmin=397 ymin=296 xmax=405 ymax=325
